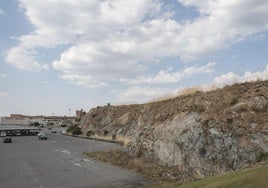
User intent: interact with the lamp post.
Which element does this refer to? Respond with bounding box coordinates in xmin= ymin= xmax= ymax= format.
xmin=68 ymin=108 xmax=70 ymax=117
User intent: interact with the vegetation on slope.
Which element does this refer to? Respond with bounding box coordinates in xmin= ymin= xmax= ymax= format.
xmin=82 ymin=80 xmax=268 ymax=183
xmin=147 ymin=163 xmax=268 ymax=188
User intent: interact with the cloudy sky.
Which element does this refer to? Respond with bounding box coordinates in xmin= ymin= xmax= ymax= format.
xmin=0 ymin=0 xmax=268 ymax=116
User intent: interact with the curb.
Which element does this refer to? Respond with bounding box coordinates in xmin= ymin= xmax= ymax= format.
xmin=61 ymin=133 xmax=124 ymax=145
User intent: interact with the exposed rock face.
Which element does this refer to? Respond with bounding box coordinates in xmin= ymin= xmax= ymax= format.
xmin=79 ymin=80 xmax=268 ymax=179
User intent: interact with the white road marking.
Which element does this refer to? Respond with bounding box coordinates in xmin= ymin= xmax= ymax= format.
xmin=55 ymin=148 xmax=70 ymax=154
xmin=73 ymin=163 xmax=81 ymax=167
xmin=61 ymin=150 xmax=70 ymax=154
xmin=16 ymin=153 xmax=44 ymax=188
xmin=83 ymin=158 xmax=95 ymax=164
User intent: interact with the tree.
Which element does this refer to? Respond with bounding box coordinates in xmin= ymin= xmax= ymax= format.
xmin=33 ymin=122 xmax=40 ymax=127
xmin=72 ymin=127 xmax=82 ymax=135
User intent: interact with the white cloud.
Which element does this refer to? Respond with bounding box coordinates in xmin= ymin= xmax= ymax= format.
xmin=213 ymin=64 xmax=268 ymax=87
xmin=117 ymin=64 xmax=268 ymax=104
xmin=212 ymin=72 xmax=241 ymax=88
xmin=121 ymin=62 xmax=216 ymax=84
xmin=0 ymin=9 xmax=4 ymax=15
xmin=0 ymin=92 xmax=8 ymax=97
xmin=43 ymin=81 xmax=49 ymax=88
xmin=59 ymin=74 xmax=108 ymax=89
xmin=5 ymin=46 xmax=49 ymax=71
xmin=5 ymin=1 xmax=268 ymax=87
xmin=174 ymin=0 xmax=268 ymax=61
xmin=116 ymin=86 xmax=174 ymax=103
xmin=0 ymin=74 xmax=7 ymax=78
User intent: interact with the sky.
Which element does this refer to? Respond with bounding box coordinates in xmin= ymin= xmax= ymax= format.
xmin=0 ymin=0 xmax=268 ymax=117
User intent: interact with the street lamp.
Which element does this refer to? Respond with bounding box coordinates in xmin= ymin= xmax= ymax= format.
xmin=68 ymin=108 xmax=70 ymax=117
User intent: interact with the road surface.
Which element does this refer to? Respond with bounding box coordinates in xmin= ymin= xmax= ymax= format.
xmin=0 ymin=131 xmax=153 ymax=188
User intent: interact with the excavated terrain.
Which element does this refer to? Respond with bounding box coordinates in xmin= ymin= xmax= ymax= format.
xmin=80 ymin=80 xmax=268 ymax=179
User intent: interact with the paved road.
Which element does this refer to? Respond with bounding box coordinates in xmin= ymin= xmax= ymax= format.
xmin=0 ymin=131 xmax=153 ymax=188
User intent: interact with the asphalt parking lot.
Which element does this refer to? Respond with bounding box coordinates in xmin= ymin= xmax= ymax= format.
xmin=0 ymin=131 xmax=153 ymax=188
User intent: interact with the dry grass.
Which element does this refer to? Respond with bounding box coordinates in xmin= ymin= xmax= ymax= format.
xmin=84 ymin=149 xmax=188 ymax=182
xmin=85 ymin=149 xmax=268 ymax=187
xmin=149 ymin=86 xmax=205 ymax=103
xmin=86 ymin=134 xmax=130 ymax=145
xmin=115 ymin=135 xmax=131 ymax=145
xmin=91 ymin=134 xmax=113 ymax=140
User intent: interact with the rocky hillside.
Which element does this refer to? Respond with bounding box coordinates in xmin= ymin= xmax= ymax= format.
xmin=79 ymin=80 xmax=268 ymax=179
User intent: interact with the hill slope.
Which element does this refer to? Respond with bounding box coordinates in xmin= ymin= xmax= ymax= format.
xmin=80 ymin=80 xmax=268 ymax=179
xmin=147 ymin=164 xmax=268 ymax=188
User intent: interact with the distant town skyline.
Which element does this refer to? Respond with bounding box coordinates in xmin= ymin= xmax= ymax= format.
xmin=0 ymin=0 xmax=268 ymax=116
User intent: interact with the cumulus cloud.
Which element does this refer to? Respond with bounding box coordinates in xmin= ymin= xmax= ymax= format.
xmin=117 ymin=65 xmax=268 ymax=103
xmin=213 ymin=65 xmax=268 ymax=87
xmin=5 ymin=0 xmax=268 ymax=86
xmin=121 ymin=62 xmax=216 ymax=84
xmin=5 ymin=46 xmax=49 ymax=71
xmin=59 ymin=74 xmax=108 ymax=89
xmin=116 ymin=86 xmax=175 ymax=103
xmin=0 ymin=92 xmax=8 ymax=97
xmin=0 ymin=74 xmax=7 ymax=78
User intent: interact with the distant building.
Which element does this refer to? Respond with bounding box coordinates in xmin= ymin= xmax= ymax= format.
xmin=76 ymin=109 xmax=86 ymax=119
xmin=0 ymin=116 xmax=30 ymax=126
xmin=0 ymin=114 xmax=75 ymax=126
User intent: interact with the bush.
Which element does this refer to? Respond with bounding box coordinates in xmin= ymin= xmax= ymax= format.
xmin=67 ymin=124 xmax=82 ymax=135
xmin=256 ymin=151 xmax=268 ymax=162
xmin=33 ymin=122 xmax=40 ymax=127
xmin=87 ymin=130 xmax=95 ymax=137
xmin=72 ymin=127 xmax=82 ymax=135
xmin=112 ymin=134 xmax=117 ymax=140
xmin=67 ymin=125 xmax=76 ymax=133
xmin=103 ymin=129 xmax=109 ymax=136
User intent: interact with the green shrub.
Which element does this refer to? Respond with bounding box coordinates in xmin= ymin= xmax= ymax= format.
xmin=87 ymin=130 xmax=95 ymax=137
xmin=67 ymin=125 xmax=76 ymax=133
xmin=72 ymin=127 xmax=82 ymax=135
xmin=67 ymin=124 xmax=82 ymax=135
xmin=256 ymin=151 xmax=268 ymax=162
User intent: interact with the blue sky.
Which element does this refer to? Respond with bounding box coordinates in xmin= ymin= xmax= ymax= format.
xmin=0 ymin=0 xmax=268 ymax=116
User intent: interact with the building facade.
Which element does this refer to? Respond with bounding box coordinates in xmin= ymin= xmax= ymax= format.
xmin=0 ymin=114 xmax=76 ymax=126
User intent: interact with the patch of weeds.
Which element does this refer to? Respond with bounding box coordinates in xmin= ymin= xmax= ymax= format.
xmin=87 ymin=130 xmax=95 ymax=137
xmin=256 ymin=151 xmax=268 ymax=162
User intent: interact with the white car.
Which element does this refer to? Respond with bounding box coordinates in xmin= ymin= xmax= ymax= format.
xmin=0 ymin=131 xmax=7 ymax=137
xmin=37 ymin=132 xmax=44 ymax=137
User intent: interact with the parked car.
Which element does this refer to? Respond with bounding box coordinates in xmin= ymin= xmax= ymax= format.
xmin=14 ymin=131 xmax=22 ymax=136
xmin=0 ymin=131 xmax=7 ymax=137
xmin=37 ymin=132 xmax=44 ymax=137
xmin=39 ymin=134 xmax=47 ymax=140
xmin=3 ymin=137 xmax=12 ymax=143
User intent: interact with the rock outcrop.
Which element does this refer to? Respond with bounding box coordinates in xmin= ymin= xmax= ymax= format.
xmin=79 ymin=80 xmax=268 ymax=179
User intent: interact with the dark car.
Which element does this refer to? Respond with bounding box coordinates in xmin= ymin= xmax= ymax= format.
xmin=3 ymin=137 xmax=12 ymax=143
xmin=39 ymin=134 xmax=47 ymax=140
